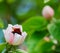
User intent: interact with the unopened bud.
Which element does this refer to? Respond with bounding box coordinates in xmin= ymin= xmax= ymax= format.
xmin=42 ymin=5 xmax=54 ymax=19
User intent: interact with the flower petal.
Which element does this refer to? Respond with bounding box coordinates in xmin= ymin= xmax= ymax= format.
xmin=21 ymin=32 xmax=27 ymax=43
xmin=3 ymin=29 xmax=14 ymax=44
xmin=12 ymin=33 xmax=22 ymax=45
xmin=8 ymin=24 xmax=13 ymax=27
xmin=8 ymin=33 xmax=14 ymax=44
xmin=6 ymin=24 xmax=13 ymax=32
xmin=3 ymin=30 xmax=10 ymax=42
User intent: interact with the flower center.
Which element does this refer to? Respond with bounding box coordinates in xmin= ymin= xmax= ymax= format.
xmin=12 ymin=28 xmax=22 ymax=35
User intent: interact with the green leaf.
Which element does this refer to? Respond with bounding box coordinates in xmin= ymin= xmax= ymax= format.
xmin=0 ymin=43 xmax=6 ymax=52
xmin=0 ymin=3 xmax=8 ymax=18
xmin=22 ymin=16 xmax=48 ymax=36
xmin=26 ymin=30 xmax=48 ymax=53
xmin=48 ymin=19 xmax=60 ymax=41
xmin=6 ymin=0 xmax=16 ymax=4
xmin=33 ymin=39 xmax=53 ymax=53
xmin=0 ymin=0 xmax=4 ymax=3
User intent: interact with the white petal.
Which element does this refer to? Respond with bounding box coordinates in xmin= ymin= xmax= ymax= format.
xmin=19 ymin=25 xmax=22 ymax=32
xmin=13 ymin=24 xmax=20 ymax=28
xmin=22 ymin=32 xmax=27 ymax=38
xmin=8 ymin=24 xmax=13 ymax=27
xmin=21 ymin=32 xmax=27 ymax=43
xmin=3 ymin=30 xmax=10 ymax=42
xmin=3 ymin=28 xmax=14 ymax=44
xmin=6 ymin=24 xmax=13 ymax=32
xmin=12 ymin=33 xmax=22 ymax=45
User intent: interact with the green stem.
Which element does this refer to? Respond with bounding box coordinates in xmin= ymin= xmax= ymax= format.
xmin=5 ymin=44 xmax=17 ymax=53
xmin=5 ymin=44 xmax=13 ymax=53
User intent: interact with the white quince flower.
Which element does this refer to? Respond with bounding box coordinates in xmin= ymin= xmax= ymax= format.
xmin=3 ymin=24 xmax=27 ymax=45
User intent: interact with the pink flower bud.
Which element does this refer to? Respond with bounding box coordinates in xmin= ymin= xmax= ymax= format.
xmin=42 ymin=5 xmax=54 ymax=19
xmin=3 ymin=24 xmax=27 ymax=45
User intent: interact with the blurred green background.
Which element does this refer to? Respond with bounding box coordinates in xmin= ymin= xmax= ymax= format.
xmin=0 ymin=0 xmax=60 ymax=53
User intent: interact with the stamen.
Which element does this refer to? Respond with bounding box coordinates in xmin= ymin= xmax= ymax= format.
xmin=12 ymin=28 xmax=22 ymax=35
